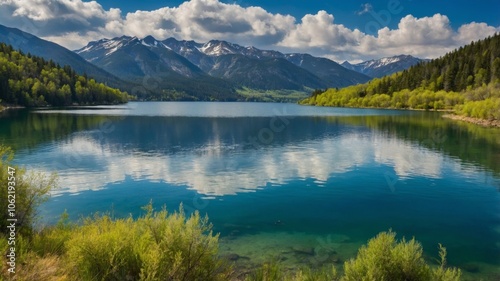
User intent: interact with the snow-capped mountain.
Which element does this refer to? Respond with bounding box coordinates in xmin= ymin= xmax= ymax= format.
xmin=74 ymin=35 xmax=371 ymax=97
xmin=76 ymin=36 xmax=140 ymax=62
xmin=341 ymin=55 xmax=428 ymax=78
xmin=163 ymin=37 xmax=283 ymax=59
xmin=75 ymin=35 xmax=204 ymax=79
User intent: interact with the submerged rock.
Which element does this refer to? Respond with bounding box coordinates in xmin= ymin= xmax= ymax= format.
xmin=223 ymin=253 xmax=250 ymax=261
xmin=291 ymin=246 xmax=315 ymax=256
xmin=226 ymin=253 xmax=241 ymax=261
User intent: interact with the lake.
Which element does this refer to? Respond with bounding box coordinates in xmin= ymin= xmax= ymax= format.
xmin=1 ymin=102 xmax=499 ymax=279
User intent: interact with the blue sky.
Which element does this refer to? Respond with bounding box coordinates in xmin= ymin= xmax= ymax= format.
xmin=0 ymin=0 xmax=498 ymax=62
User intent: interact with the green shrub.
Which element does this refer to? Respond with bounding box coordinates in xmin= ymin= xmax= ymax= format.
xmin=342 ymin=230 xmax=461 ymax=281
xmin=0 ymin=145 xmax=57 ymax=236
xmin=138 ymin=204 xmax=232 ymax=281
xmin=433 ymin=244 xmax=462 ymax=281
xmin=66 ymin=214 xmax=142 ymax=280
xmin=65 ymin=203 xmax=232 ymax=281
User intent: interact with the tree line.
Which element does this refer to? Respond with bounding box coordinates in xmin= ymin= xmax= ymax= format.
xmin=301 ymin=33 xmax=500 ymax=121
xmin=0 ymin=43 xmax=129 ymax=107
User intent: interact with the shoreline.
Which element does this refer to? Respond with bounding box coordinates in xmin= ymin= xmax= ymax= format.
xmin=301 ymin=103 xmax=500 ymax=128
xmin=442 ymin=114 xmax=500 ymax=128
xmin=0 ymin=105 xmax=24 ymax=113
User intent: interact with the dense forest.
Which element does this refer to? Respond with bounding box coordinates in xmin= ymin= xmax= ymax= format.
xmin=0 ymin=43 xmax=129 ymax=107
xmin=301 ymin=34 xmax=500 ymax=121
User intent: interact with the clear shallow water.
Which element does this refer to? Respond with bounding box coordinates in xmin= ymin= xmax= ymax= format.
xmin=1 ymin=102 xmax=500 ymax=279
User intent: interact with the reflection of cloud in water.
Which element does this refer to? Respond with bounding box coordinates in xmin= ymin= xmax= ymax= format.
xmin=373 ymin=138 xmax=442 ymax=179
xmin=24 ymin=132 xmax=473 ymax=196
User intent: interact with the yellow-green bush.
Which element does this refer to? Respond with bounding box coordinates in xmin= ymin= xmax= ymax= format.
xmin=138 ymin=204 xmax=231 ymax=281
xmin=342 ymin=230 xmax=461 ymax=281
xmin=64 ymin=204 xmax=232 ymax=281
xmin=66 ymin=215 xmax=142 ymax=280
xmin=457 ymin=98 xmax=500 ymax=120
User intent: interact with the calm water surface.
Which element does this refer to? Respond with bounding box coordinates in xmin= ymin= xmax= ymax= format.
xmin=1 ymin=102 xmax=499 ymax=279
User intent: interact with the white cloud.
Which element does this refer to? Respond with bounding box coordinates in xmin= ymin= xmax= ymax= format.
xmin=280 ymin=13 xmax=499 ymax=61
xmin=356 ymin=3 xmax=373 ymax=16
xmin=0 ymin=0 xmax=498 ymax=61
xmin=279 ymin=11 xmax=364 ymax=50
xmin=454 ymin=22 xmax=500 ymax=45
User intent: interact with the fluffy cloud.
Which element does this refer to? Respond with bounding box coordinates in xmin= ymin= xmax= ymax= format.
xmin=279 ymin=11 xmax=365 ymax=49
xmin=0 ymin=0 xmax=498 ymax=61
xmin=119 ymin=1 xmax=295 ymax=46
xmin=280 ymin=12 xmax=499 ymax=61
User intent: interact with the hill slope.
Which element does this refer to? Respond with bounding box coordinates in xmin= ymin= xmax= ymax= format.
xmin=0 ymin=24 xmax=130 ymax=92
xmin=0 ymin=43 xmax=128 ymax=107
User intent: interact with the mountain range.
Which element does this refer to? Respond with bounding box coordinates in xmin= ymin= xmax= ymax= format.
xmin=0 ymin=24 xmax=428 ymax=101
xmin=341 ymin=55 xmax=428 ymax=78
xmin=75 ymin=35 xmax=372 ymax=97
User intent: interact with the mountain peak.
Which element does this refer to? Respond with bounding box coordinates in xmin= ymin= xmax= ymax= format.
xmin=75 ymin=35 xmax=140 ymax=57
xmin=341 ymin=61 xmax=352 ymax=67
xmin=200 ymin=40 xmax=241 ymax=56
xmin=141 ymin=35 xmax=159 ymax=47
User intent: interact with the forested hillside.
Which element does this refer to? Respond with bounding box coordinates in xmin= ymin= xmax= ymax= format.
xmin=301 ymin=34 xmax=500 ymax=121
xmin=0 ymin=43 xmax=129 ymax=107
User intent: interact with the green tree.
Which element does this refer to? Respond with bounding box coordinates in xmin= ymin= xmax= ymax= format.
xmin=0 ymin=42 xmax=129 ymax=107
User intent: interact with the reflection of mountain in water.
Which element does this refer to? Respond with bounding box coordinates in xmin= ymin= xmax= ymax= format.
xmin=12 ymin=114 xmax=498 ymax=196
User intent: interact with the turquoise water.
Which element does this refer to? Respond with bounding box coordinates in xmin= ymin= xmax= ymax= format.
xmin=1 ymin=102 xmax=499 ymax=279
